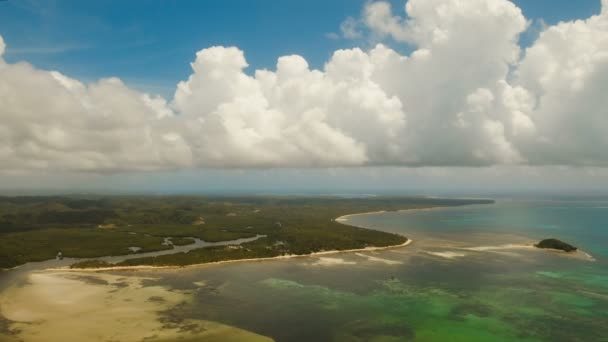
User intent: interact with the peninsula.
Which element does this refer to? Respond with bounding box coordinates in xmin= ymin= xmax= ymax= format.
xmin=0 ymin=196 xmax=493 ymax=269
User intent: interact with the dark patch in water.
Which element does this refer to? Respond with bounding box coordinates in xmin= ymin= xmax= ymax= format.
xmin=343 ymin=319 xmax=415 ymax=340
xmin=501 ymin=303 xmax=607 ymax=342
xmin=148 ymin=296 xmax=166 ymax=303
xmin=15 ymin=278 xmax=32 ymax=289
xmin=141 ymin=279 xmax=160 ymax=287
xmin=108 ymin=280 xmax=130 ymax=293
xmin=0 ymin=314 xmax=21 ymax=337
xmin=157 ymin=301 xmax=204 ymax=333
xmin=177 ymin=322 xmax=207 ymax=334
xmin=0 ymin=315 xmax=12 ymax=335
xmin=113 ymin=281 xmax=130 ymax=288
xmin=66 ymin=275 xmax=109 ymax=286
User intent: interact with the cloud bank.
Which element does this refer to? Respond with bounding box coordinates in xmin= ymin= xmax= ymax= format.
xmin=1 ymin=0 xmax=608 ymax=171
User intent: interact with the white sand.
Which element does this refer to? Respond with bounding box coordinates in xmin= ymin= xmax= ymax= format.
xmin=309 ymin=257 xmax=357 ymax=266
xmin=50 ymin=239 xmax=413 ymax=273
xmin=423 ymin=250 xmax=467 ymax=259
xmin=335 ymin=210 xmax=386 ymax=222
xmin=30 ymin=209 xmax=414 ymax=273
xmin=0 ymin=271 xmax=273 ymax=342
xmin=462 ymin=243 xmax=532 ymax=252
xmin=458 ymin=243 xmax=595 ymax=261
xmin=335 ymin=206 xmax=445 ymax=223
xmin=354 ymin=253 xmax=403 ymax=265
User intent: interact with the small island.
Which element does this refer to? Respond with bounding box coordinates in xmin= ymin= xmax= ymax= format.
xmin=534 ymin=238 xmax=577 ymax=252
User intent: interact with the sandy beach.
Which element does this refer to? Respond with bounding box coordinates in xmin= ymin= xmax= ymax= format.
xmin=40 ymin=209 xmax=417 ymax=273
xmin=49 ymin=239 xmax=414 ymax=273
xmin=44 ymin=204 xmax=595 ymax=273
xmin=334 ymin=206 xmax=447 ymax=223
xmin=335 ymin=210 xmax=387 ymax=222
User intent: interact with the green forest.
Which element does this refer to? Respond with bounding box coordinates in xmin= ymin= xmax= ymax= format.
xmin=0 ymin=196 xmax=493 ymax=269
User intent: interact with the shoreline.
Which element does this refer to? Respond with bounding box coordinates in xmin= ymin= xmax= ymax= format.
xmin=7 ymin=205 xmax=464 ymax=273
xmin=3 ymin=208 xmax=421 ymax=273
xmin=335 ymin=210 xmax=387 ymax=222
xmin=48 ymin=239 xmax=413 ymax=272
xmin=48 ymin=207 xmax=430 ymax=273
xmin=335 ymin=206 xmax=447 ymax=223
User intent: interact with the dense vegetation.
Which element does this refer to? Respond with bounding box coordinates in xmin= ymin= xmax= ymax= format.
xmin=169 ymin=237 xmax=196 ymax=246
xmin=0 ymin=228 xmax=171 ymax=268
xmin=534 ymin=238 xmax=577 ymax=252
xmin=0 ymin=196 xmax=493 ymax=269
xmin=69 ymin=260 xmax=112 ymax=269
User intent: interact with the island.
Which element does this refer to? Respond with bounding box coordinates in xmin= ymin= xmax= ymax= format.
xmin=534 ymin=238 xmax=577 ymax=252
xmin=0 ymin=196 xmax=494 ymax=269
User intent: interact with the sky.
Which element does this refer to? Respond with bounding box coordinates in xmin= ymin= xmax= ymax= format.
xmin=0 ymin=0 xmax=607 ymax=195
xmin=0 ymin=0 xmax=601 ymax=96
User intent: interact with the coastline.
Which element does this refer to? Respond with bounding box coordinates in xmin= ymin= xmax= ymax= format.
xmin=46 ymin=207 xmax=431 ymax=272
xmin=335 ymin=206 xmax=446 ymax=223
xmin=48 ymin=239 xmax=413 ymax=272
xmin=2 ymin=208 xmax=420 ymax=273
xmin=335 ymin=210 xmax=387 ymax=222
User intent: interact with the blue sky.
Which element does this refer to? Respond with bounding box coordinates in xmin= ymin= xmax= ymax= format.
xmin=0 ymin=0 xmax=602 ymax=97
xmin=1 ymin=0 xmax=608 ymax=195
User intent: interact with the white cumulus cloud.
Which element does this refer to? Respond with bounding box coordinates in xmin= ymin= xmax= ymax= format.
xmin=511 ymin=4 xmax=608 ymax=165
xmin=1 ymin=0 xmax=608 ymax=172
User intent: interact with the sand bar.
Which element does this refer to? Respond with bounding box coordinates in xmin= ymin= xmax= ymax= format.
xmin=0 ymin=271 xmax=274 ymax=342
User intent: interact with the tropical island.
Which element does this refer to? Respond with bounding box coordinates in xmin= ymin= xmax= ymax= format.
xmin=534 ymin=238 xmax=578 ymax=252
xmin=0 ymin=196 xmax=493 ymax=269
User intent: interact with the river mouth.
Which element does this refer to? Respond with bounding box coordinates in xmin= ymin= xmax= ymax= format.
xmin=2 ymin=234 xmax=265 ymax=275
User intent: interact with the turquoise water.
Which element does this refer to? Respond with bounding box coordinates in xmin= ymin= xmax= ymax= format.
xmin=135 ymin=199 xmax=607 ymax=341
xmin=346 ymin=199 xmax=608 ymax=258
xmin=2 ymin=199 xmax=608 ymax=341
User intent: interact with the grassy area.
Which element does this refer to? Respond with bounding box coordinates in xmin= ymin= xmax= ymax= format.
xmin=0 ymin=196 xmax=493 ymax=269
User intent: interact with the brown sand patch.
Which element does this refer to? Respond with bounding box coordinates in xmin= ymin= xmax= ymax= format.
xmin=0 ymin=271 xmax=272 ymax=342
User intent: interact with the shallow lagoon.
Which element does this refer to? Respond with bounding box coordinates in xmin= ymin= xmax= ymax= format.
xmin=1 ymin=199 xmax=607 ymax=341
